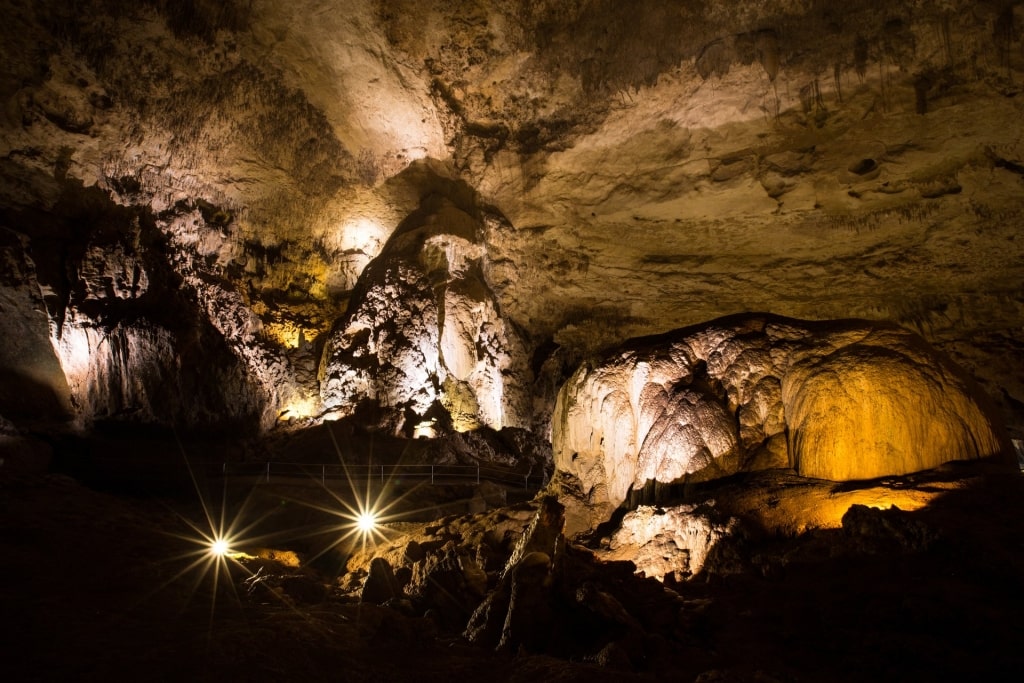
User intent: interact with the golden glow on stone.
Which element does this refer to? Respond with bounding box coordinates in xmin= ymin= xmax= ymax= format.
xmin=413 ymin=419 xmax=437 ymax=439
xmin=746 ymin=482 xmax=950 ymax=536
xmin=279 ymin=395 xmax=318 ymax=421
xmin=824 ymin=492 xmax=935 ymax=527
xmin=54 ymin=324 xmax=95 ymax=392
xmin=264 ymin=321 xmax=304 ymax=349
xmin=337 ymin=217 xmax=386 ymax=255
xmin=783 ymin=346 xmax=1004 ymax=481
xmin=598 ymin=481 xmax=948 ymax=584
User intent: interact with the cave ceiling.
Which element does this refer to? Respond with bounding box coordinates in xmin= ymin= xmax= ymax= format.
xmin=1 ymin=0 xmax=1022 ymax=434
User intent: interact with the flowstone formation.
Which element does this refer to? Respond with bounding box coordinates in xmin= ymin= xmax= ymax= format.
xmin=553 ymin=313 xmax=1011 ymax=534
xmin=319 ymin=192 xmax=532 ymax=436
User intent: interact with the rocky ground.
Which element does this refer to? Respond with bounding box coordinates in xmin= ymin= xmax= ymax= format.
xmin=3 ymin=452 xmax=1022 ymax=682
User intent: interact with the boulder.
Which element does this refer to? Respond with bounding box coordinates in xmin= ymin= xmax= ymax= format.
xmin=404 ymin=541 xmax=484 ymax=630
xmin=464 ymin=496 xmax=565 ymax=649
xmin=360 ymin=557 xmax=400 ymax=605
xmin=841 ymin=504 xmax=937 ymax=554
xmin=553 ymin=314 xmax=1011 ymax=534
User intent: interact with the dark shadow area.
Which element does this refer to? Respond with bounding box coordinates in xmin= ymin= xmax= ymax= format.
xmin=0 ymin=369 xmax=72 ymax=422
xmin=2 ymin=443 xmax=1024 ymax=681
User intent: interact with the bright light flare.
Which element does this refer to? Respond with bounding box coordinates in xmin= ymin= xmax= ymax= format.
xmin=159 ymin=454 xmax=274 ymax=618
xmin=289 ymin=422 xmax=461 ymax=570
xmin=209 ymin=537 xmax=231 ymax=557
xmin=355 ymin=511 xmax=377 ymax=533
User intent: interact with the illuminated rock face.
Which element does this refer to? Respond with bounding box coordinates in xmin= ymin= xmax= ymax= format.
xmin=54 ymin=314 xmax=263 ymax=428
xmin=0 ymin=185 xmax=265 ymax=431
xmin=0 ymin=230 xmax=73 ymax=420
xmin=553 ymin=314 xmax=1010 ymax=532
xmin=783 ymin=341 xmax=1004 ymax=481
xmin=320 ymin=196 xmax=531 ymax=435
xmin=1 ymin=1 xmax=1023 ymax=440
xmin=601 ymin=504 xmax=737 ymax=583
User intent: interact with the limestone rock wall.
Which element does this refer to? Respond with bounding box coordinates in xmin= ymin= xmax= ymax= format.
xmin=0 ymin=181 xmax=266 ymax=432
xmin=553 ymin=314 xmax=1010 ymax=531
xmin=54 ymin=313 xmax=262 ymax=429
xmin=0 ymin=228 xmax=73 ymax=422
xmin=782 ymin=339 xmax=1005 ymax=481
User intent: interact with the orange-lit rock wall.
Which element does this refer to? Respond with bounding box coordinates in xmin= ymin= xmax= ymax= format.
xmin=553 ymin=314 xmax=1010 ymax=531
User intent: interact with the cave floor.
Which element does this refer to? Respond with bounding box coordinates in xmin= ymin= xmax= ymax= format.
xmin=2 ymin=466 xmax=1023 ymax=682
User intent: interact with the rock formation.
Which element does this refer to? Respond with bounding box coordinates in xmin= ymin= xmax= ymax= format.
xmin=319 ymin=189 xmax=532 ymax=436
xmin=0 ymin=229 xmax=73 ymax=422
xmin=599 ymin=504 xmax=738 ymax=583
xmin=553 ymin=314 xmax=1011 ymax=533
xmin=1 ymin=181 xmax=266 ymax=431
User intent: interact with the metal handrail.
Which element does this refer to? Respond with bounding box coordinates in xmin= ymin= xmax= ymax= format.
xmin=214 ymin=461 xmax=547 ymax=490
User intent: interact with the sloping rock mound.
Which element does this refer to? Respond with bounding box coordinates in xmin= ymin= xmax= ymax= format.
xmin=783 ymin=341 xmax=1004 ymax=481
xmin=553 ymin=314 xmax=1011 ymax=533
xmin=319 ymin=194 xmax=531 ymax=436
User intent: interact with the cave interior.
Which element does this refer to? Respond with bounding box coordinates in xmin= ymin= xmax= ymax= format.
xmin=2 ymin=1 xmax=1024 ymax=681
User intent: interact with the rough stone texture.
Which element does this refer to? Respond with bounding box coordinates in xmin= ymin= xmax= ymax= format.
xmin=599 ymin=504 xmax=738 ymax=582
xmin=0 ymin=0 xmax=1022 ymax=441
xmin=553 ymin=314 xmax=1011 ymax=533
xmin=343 ymin=502 xmax=539 ymax=633
xmin=360 ymin=556 xmax=400 ymax=605
xmin=6 ymin=452 xmax=1024 ymax=681
xmin=464 ymin=495 xmax=565 ymax=650
xmin=319 ymin=192 xmax=531 ymax=435
xmin=1 ymin=182 xmax=265 ymax=431
xmin=783 ymin=339 xmax=1006 ymax=481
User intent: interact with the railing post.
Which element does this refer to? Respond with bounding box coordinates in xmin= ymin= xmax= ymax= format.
xmin=381 ymin=464 xmax=384 ymax=483
xmin=477 ymin=465 xmax=480 ymax=484
xmin=266 ymin=461 xmax=270 ymax=484
xmin=322 ymin=464 xmax=325 ymax=485
xmin=430 ymin=465 xmax=434 ymax=485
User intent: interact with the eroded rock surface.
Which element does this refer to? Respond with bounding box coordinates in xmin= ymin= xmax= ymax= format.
xmin=1 ymin=183 xmax=266 ymax=431
xmin=553 ymin=314 xmax=1011 ymax=533
xmin=599 ymin=504 xmax=738 ymax=583
xmin=0 ymin=229 xmax=72 ymax=421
